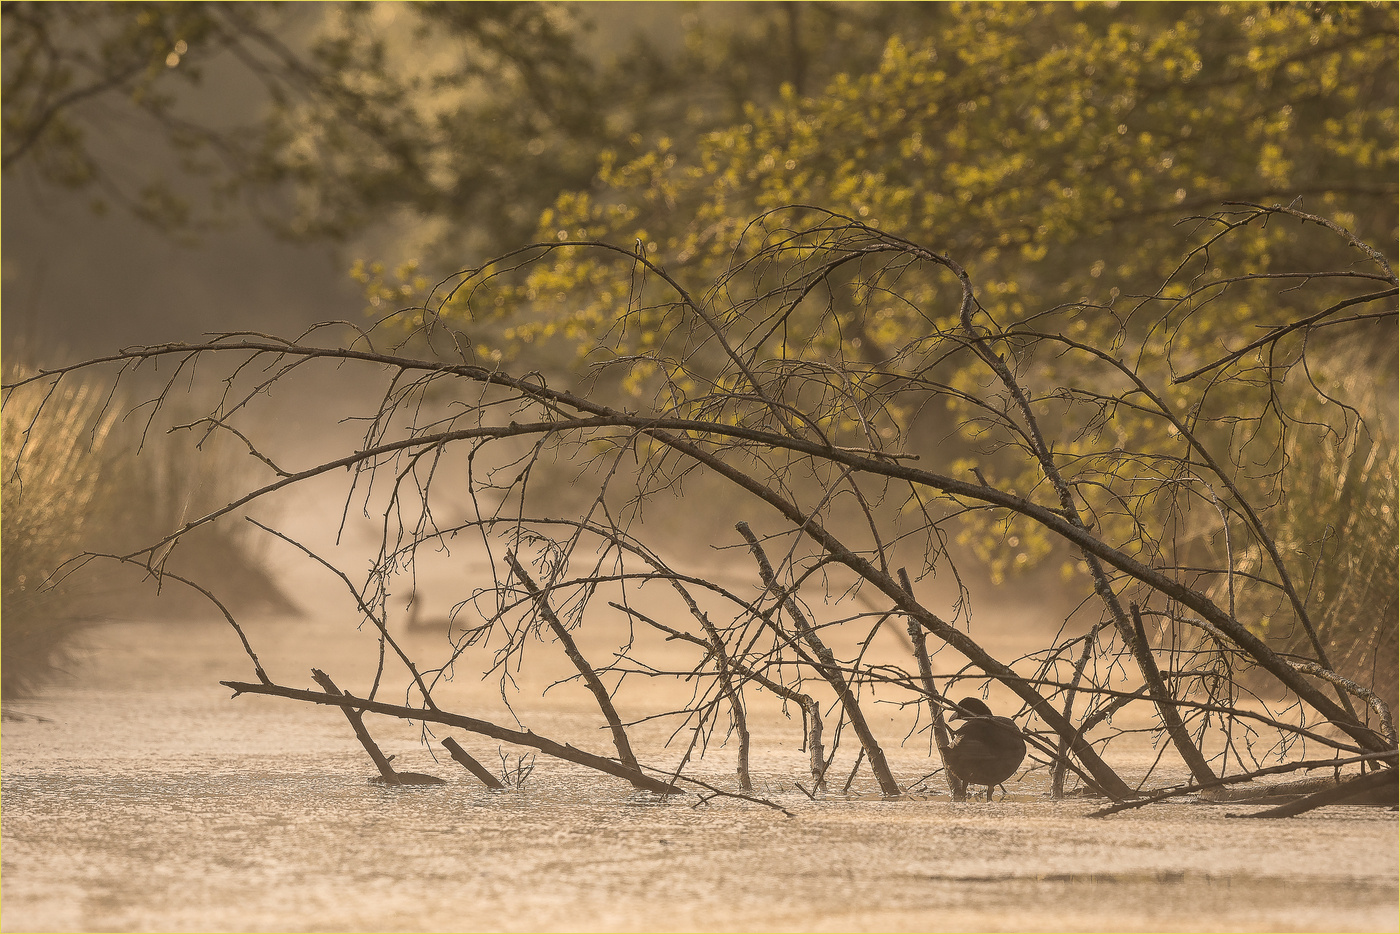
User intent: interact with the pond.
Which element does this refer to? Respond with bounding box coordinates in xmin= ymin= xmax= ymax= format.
xmin=3 ymin=614 xmax=1396 ymax=933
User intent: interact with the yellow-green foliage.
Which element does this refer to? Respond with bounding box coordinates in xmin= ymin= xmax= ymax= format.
xmin=377 ymin=6 xmax=1396 ymax=390
xmin=518 ymin=3 xmax=1393 ymax=358
xmin=473 ymin=2 xmax=1395 ymax=573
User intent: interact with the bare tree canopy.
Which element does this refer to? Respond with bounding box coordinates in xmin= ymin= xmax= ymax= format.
xmin=6 ymin=201 xmax=1394 ymax=810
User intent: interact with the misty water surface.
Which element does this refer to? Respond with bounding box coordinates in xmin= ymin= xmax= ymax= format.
xmin=3 ymin=608 xmax=1396 ymax=933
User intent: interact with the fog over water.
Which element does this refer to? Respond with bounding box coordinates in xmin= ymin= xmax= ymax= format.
xmin=4 ymin=599 xmax=1397 ymax=933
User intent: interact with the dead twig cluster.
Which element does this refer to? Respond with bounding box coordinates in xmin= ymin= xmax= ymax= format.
xmin=6 ymin=204 xmax=1394 ymax=815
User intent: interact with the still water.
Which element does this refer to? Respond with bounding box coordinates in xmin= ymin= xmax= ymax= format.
xmin=3 ymin=615 xmax=1396 ymax=932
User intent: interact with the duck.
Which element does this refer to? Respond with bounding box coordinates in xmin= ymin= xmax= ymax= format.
xmin=945 ymin=696 xmax=1027 ymax=800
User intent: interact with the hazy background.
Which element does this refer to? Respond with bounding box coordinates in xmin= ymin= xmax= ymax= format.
xmin=4 ymin=175 xmax=355 ymax=359
xmin=2 ymin=3 xmax=759 ymax=361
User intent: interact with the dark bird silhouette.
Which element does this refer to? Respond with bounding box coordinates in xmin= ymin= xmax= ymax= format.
xmin=946 ymin=696 xmax=1027 ymax=800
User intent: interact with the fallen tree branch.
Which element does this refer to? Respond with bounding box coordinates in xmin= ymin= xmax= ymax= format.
xmin=221 ymin=677 xmax=683 ymax=795
xmin=1290 ymin=660 xmax=1397 ymax=748
xmin=38 ymin=335 xmax=1380 ymax=755
xmin=505 ymin=550 xmax=641 ymax=777
xmin=1088 ymin=751 xmax=1398 ymax=817
xmin=1229 ymin=767 xmax=1397 ymax=818
xmin=679 ymin=774 xmax=795 ymax=817
xmin=738 ymin=521 xmax=901 ymax=796
xmin=1129 ymin=603 xmax=1216 ymax=785
xmin=899 ymin=567 xmax=965 ymax=801
xmin=311 ymin=669 xmax=400 ymax=783
xmin=609 ymin=600 xmax=827 ymax=792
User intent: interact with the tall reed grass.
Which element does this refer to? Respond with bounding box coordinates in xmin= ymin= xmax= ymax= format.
xmin=3 ymin=365 xmax=295 ymax=699
xmin=1268 ymin=425 xmax=1398 ymax=715
xmin=1217 ymin=357 xmax=1399 ymax=720
xmin=2 ymin=368 xmax=119 ymax=697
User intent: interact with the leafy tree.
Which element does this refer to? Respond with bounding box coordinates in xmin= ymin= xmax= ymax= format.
xmin=469 ymin=2 xmax=1397 ymax=516
xmin=498 ymin=2 xmax=1395 ymax=364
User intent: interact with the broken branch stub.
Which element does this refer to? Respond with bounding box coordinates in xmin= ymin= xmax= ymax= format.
xmin=737 ymin=521 xmax=901 ymax=796
xmin=442 ymin=737 xmax=506 ymax=789
xmin=504 ymin=550 xmax=642 ymax=777
xmin=311 ymin=668 xmax=401 ymax=785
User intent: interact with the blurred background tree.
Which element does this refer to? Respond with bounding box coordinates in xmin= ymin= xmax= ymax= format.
xmin=7 ymin=3 xmax=1392 ymax=268
xmin=3 ymin=1 xmax=935 ymax=256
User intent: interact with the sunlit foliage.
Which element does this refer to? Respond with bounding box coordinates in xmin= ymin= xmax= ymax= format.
xmin=501 ymin=3 xmax=1394 ymax=369
xmin=472 ymin=3 xmax=1396 ymax=532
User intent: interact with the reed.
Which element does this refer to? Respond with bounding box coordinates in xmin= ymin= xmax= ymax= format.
xmin=2 ymin=367 xmax=117 ymax=696
xmin=1271 ymin=425 xmax=1398 ymax=715
xmin=2 ymin=365 xmax=294 ymax=698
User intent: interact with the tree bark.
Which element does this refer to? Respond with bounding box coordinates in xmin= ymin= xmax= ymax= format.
xmin=1129 ymin=604 xmax=1218 ymax=785
xmin=441 ymin=737 xmax=506 ymax=789
xmin=1232 ymin=768 xmax=1397 ymax=818
xmin=311 ymin=669 xmax=400 ymax=784
xmin=505 ymin=551 xmax=642 ymax=777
